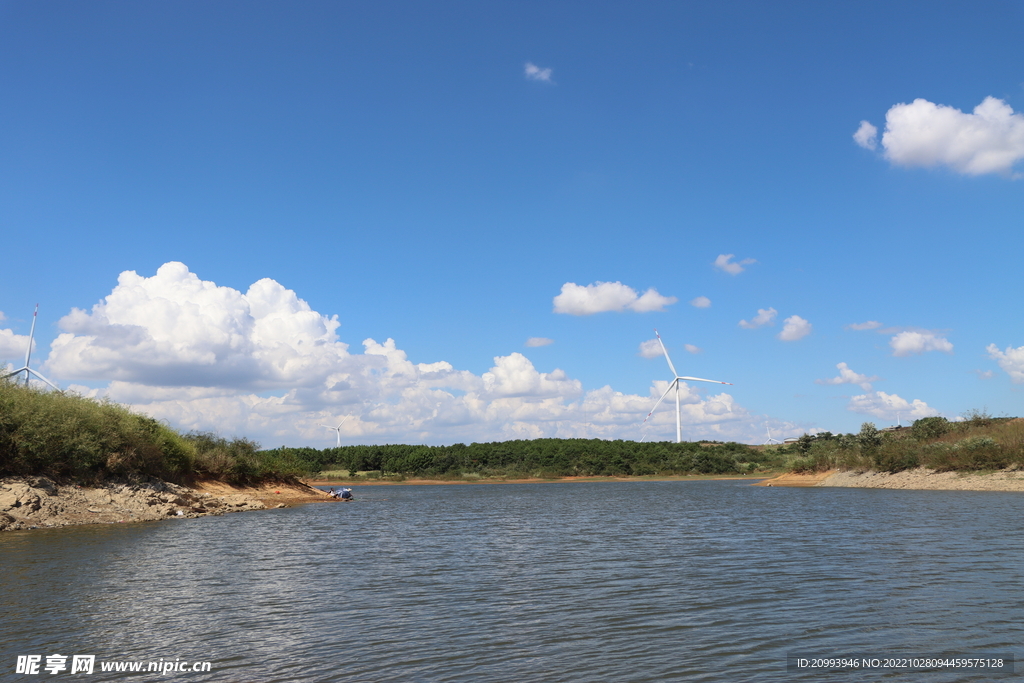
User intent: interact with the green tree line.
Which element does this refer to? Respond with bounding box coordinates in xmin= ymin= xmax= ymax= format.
xmin=261 ymin=438 xmax=779 ymax=478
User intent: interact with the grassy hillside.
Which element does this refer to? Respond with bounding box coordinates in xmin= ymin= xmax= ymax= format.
xmin=783 ymin=414 xmax=1024 ymax=473
xmin=0 ymin=379 xmax=306 ymax=483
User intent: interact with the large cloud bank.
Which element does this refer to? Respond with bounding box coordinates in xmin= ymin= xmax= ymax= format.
xmin=856 ymin=97 xmax=1024 ymax=177
xmin=32 ymin=263 xmax=753 ymax=446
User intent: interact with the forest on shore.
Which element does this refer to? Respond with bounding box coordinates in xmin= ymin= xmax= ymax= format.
xmin=2 ymin=378 xmax=1020 ymax=484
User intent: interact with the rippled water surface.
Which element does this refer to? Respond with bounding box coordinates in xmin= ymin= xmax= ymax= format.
xmin=2 ymin=481 xmax=1022 ymax=681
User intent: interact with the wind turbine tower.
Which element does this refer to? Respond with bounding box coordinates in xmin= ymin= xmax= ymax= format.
xmin=319 ymin=416 xmax=351 ymax=448
xmin=763 ymin=422 xmax=782 ymax=445
xmin=642 ymin=329 xmax=732 ymax=443
xmin=1 ymin=304 xmax=60 ymax=391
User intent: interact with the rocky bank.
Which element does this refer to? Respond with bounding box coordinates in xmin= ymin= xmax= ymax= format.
xmin=0 ymin=476 xmax=332 ymax=532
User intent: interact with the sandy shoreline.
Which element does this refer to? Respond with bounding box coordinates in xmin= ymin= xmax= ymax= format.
xmin=818 ymin=467 xmax=1024 ymax=491
xmin=757 ymin=468 xmax=1024 ymax=492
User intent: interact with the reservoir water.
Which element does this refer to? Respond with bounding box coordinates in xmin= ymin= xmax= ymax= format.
xmin=1 ymin=480 xmax=1021 ymax=682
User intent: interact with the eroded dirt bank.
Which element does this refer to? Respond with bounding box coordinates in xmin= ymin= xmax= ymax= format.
xmin=0 ymin=476 xmax=333 ymax=532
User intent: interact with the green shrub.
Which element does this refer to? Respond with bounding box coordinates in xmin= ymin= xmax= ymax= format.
xmin=911 ymin=416 xmax=950 ymax=441
xmin=872 ymin=441 xmax=920 ymax=473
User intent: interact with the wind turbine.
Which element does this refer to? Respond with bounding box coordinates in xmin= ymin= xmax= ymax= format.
xmin=763 ymin=422 xmax=782 ymax=445
xmin=1 ymin=304 xmax=60 ymax=391
xmin=318 ymin=416 xmax=351 ymax=448
xmin=642 ymin=329 xmax=732 ymax=443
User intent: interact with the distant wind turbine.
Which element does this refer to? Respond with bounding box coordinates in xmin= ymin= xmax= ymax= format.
xmin=318 ymin=416 xmax=351 ymax=448
xmin=2 ymin=304 xmax=60 ymax=391
xmin=763 ymin=422 xmax=782 ymax=445
xmin=642 ymin=329 xmax=732 ymax=443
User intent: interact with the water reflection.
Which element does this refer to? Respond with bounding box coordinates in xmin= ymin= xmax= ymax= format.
xmin=2 ymin=482 xmax=1021 ymax=681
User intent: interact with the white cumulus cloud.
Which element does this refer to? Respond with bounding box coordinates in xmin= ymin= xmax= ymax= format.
xmin=846 ymin=320 xmax=882 ymax=331
xmin=684 ymin=344 xmax=701 ymax=354
xmin=524 ymin=62 xmax=553 ymax=83
xmin=848 ymin=391 xmax=940 ymax=421
xmin=690 ymin=296 xmax=711 ymax=308
xmin=713 ymin=254 xmax=756 ymax=275
xmin=552 ymin=281 xmax=677 ymax=315
xmin=853 ymin=120 xmax=879 ymax=150
xmin=482 ymin=353 xmax=581 ymax=399
xmin=0 ymin=328 xmax=33 ymax=361
xmin=778 ymin=315 xmax=812 ymax=341
xmin=30 ymin=262 xmax=765 ymax=446
xmin=816 ymin=362 xmax=880 ymax=391
xmin=986 ymin=343 xmax=1024 ymax=383
xmin=739 ymin=307 xmax=777 ymax=329
xmin=45 ymin=261 xmax=348 ymax=389
xmin=889 ymin=331 xmax=953 ymax=357
xmin=525 ymin=337 xmax=553 ymax=347
xmin=860 ymin=96 xmax=1024 ymax=177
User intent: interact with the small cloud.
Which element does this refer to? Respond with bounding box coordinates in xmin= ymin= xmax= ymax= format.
xmin=853 ymin=120 xmax=879 ymax=150
xmin=713 ymin=254 xmax=756 ymax=275
xmin=890 ymin=331 xmax=953 ymax=356
xmin=816 ymin=362 xmax=880 ymax=391
xmin=865 ymin=96 xmax=1024 ymax=177
xmin=986 ymin=343 xmax=1024 ymax=383
xmin=974 ymin=369 xmax=995 ymax=380
xmin=524 ymin=62 xmax=553 ymax=83
xmin=0 ymin=311 xmax=6 ymax=322
xmin=778 ymin=315 xmax=812 ymax=341
xmin=525 ymin=337 xmax=553 ymax=348
xmin=638 ymin=339 xmax=662 ymax=359
xmin=684 ymin=344 xmax=701 ymax=354
xmin=553 ymin=281 xmax=678 ymax=315
xmin=739 ymin=307 xmax=777 ymax=329
xmin=690 ymin=296 xmax=711 ymax=308
xmin=847 ymin=320 xmax=882 ymax=331
xmin=848 ymin=391 xmax=939 ymax=420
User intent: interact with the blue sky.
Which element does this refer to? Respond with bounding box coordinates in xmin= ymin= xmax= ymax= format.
xmin=2 ymin=0 xmax=1022 ymax=447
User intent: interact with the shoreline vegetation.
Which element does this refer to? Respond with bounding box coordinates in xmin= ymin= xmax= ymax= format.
xmin=3 ymin=379 xmax=1023 ymax=530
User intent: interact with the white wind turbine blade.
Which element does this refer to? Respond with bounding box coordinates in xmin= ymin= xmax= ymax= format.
xmin=24 ymin=304 xmax=38 ymax=371
xmin=26 ymin=367 xmax=61 ymax=392
xmin=677 ymin=376 xmax=733 ymax=385
xmin=642 ymin=379 xmax=677 ymax=424
xmin=654 ymin=329 xmax=679 ymax=377
xmin=2 ymin=305 xmax=61 ymax=392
